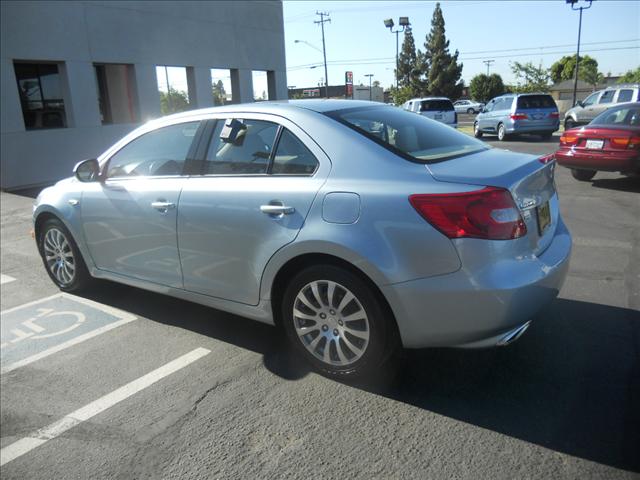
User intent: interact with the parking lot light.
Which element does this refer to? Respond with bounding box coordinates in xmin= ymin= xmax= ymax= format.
xmin=566 ymin=0 xmax=594 ymax=108
xmin=384 ymin=16 xmax=410 ymax=90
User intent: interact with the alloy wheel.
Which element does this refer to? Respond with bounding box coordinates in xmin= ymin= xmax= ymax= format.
xmin=293 ymin=280 xmax=370 ymax=367
xmin=43 ymin=228 xmax=76 ymax=286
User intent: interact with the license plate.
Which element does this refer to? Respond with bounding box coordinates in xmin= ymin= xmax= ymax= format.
xmin=434 ymin=114 xmax=443 ymax=120
xmin=585 ymin=139 xmax=604 ymax=149
xmin=536 ymin=201 xmax=551 ymax=235
xmin=532 ymin=113 xmax=544 ymax=120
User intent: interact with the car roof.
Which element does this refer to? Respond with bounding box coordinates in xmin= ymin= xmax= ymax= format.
xmin=156 ymin=100 xmax=390 ymax=124
xmin=412 ymin=97 xmax=451 ymax=101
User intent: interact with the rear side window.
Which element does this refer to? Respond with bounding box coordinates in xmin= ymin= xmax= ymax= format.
xmin=325 ymin=106 xmax=488 ymax=163
xmin=598 ymin=90 xmax=615 ymax=104
xmin=617 ymin=89 xmax=633 ymax=103
xmin=271 ymin=129 xmax=319 ymax=175
xmin=205 ymin=119 xmax=277 ymax=174
xmin=516 ymin=95 xmax=556 ymax=109
xmin=420 ymin=100 xmax=454 ymax=112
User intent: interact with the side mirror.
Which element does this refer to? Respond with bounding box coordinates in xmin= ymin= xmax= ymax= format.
xmin=74 ymin=158 xmax=100 ymax=182
xmin=576 ymin=101 xmax=584 ymax=108
xmin=480 ymin=107 xmax=487 ymax=113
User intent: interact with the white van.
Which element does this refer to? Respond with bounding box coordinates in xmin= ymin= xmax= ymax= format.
xmin=402 ymin=97 xmax=458 ymax=128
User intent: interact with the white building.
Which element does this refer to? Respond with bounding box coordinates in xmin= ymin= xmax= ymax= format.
xmin=1 ymin=1 xmax=288 ymax=190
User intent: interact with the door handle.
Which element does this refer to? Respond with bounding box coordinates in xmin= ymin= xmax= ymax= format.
xmin=260 ymin=204 xmax=295 ymax=216
xmin=151 ymin=201 xmax=176 ymax=212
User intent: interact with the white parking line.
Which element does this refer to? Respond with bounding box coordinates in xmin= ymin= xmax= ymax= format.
xmin=1 ymin=293 xmax=137 ymax=374
xmin=0 ymin=347 xmax=211 ymax=467
xmin=0 ymin=274 xmax=16 ymax=285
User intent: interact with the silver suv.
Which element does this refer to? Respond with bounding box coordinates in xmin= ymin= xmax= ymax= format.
xmin=402 ymin=97 xmax=457 ymax=128
xmin=564 ymin=84 xmax=639 ymax=129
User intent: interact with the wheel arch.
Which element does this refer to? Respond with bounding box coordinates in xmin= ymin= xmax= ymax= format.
xmin=266 ymin=251 xmax=399 ymax=340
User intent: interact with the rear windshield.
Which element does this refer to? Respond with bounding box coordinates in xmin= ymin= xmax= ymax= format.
xmin=324 ymin=106 xmax=488 ymax=164
xmin=516 ymin=95 xmax=556 ymax=110
xmin=420 ymin=100 xmax=454 ymax=112
xmin=591 ymin=104 xmax=640 ymax=126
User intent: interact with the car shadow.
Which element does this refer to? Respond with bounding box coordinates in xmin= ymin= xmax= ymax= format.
xmin=79 ymin=283 xmax=640 ymax=472
xmin=591 ymin=175 xmax=640 ymax=193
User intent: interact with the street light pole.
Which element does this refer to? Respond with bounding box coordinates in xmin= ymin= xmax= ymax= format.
xmin=315 ymin=12 xmax=331 ymax=98
xmin=365 ymin=74 xmax=374 ymax=101
xmin=567 ymin=0 xmax=593 ymax=107
xmin=384 ymin=17 xmax=410 ymax=91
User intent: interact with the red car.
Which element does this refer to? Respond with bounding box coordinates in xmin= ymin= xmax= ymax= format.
xmin=555 ymin=102 xmax=640 ymax=181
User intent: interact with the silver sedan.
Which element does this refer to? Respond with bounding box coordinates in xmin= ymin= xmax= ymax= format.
xmin=33 ymin=100 xmax=571 ymax=379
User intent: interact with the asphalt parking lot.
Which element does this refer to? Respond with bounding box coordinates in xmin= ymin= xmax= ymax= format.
xmin=1 ymin=136 xmax=639 ymax=479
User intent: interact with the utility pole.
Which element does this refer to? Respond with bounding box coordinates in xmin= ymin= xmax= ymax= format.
xmin=483 ymin=59 xmax=495 ymax=76
xmin=315 ymin=12 xmax=331 ymax=99
xmin=567 ymin=0 xmax=593 ymax=107
xmin=365 ymin=74 xmax=374 ymax=101
xmin=164 ymin=66 xmax=173 ymax=113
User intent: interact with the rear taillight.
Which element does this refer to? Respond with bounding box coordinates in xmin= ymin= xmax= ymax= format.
xmin=409 ymin=187 xmax=527 ymax=240
xmin=560 ymin=134 xmax=578 ymax=146
xmin=629 ymin=136 xmax=640 ymax=149
xmin=549 ymin=112 xmax=560 ymax=119
xmin=510 ymin=113 xmax=528 ymax=120
xmin=538 ymin=153 xmax=555 ymax=164
xmin=610 ymin=137 xmax=630 ymax=149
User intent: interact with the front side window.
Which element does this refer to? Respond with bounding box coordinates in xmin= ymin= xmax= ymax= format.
xmin=106 ymin=121 xmax=200 ymax=178
xmin=205 ymin=119 xmax=278 ymax=174
xmin=326 ymin=106 xmax=488 ymax=163
xmin=582 ymin=92 xmax=599 ymax=106
xmin=14 ymin=62 xmax=67 ymax=130
xmin=271 ymin=129 xmax=319 ymax=175
xmin=598 ymin=90 xmax=615 ymax=104
xmin=616 ymin=89 xmax=633 ymax=103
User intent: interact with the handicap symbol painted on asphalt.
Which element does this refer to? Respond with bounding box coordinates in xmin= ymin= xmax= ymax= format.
xmin=1 ymin=293 xmax=136 ymax=373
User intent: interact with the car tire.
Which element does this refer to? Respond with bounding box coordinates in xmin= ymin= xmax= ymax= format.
xmin=38 ymin=217 xmax=92 ymax=292
xmin=571 ymin=169 xmax=596 ymax=181
xmin=565 ymin=118 xmax=576 ymax=130
xmin=497 ymin=123 xmax=508 ymax=141
xmin=467 ymin=108 xmax=475 ymax=114
xmin=281 ymin=264 xmax=398 ymax=380
xmin=474 ymin=122 xmax=483 ymax=138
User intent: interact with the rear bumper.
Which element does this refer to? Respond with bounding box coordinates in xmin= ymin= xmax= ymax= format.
xmin=506 ymin=122 xmax=559 ymax=134
xmin=556 ymin=149 xmax=640 ymax=173
xmin=382 ymin=218 xmax=572 ymax=349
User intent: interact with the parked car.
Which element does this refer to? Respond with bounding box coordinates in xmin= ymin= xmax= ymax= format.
xmin=474 ymin=93 xmax=560 ymax=141
xmin=564 ymin=84 xmax=639 ymax=130
xmin=453 ymin=99 xmax=484 ymax=114
xmin=555 ymin=102 xmax=640 ymax=181
xmin=33 ymin=100 xmax=570 ymax=379
xmin=401 ymin=97 xmax=457 ymax=128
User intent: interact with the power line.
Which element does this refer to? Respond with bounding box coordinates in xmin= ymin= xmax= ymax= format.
xmin=287 ymin=44 xmax=639 ymax=70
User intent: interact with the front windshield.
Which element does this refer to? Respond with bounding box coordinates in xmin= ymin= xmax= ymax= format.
xmin=591 ymin=104 xmax=640 ymax=126
xmin=324 ymin=106 xmax=488 ymax=163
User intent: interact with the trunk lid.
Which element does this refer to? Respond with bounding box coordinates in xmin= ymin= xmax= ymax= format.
xmin=426 ymin=148 xmax=557 ymax=255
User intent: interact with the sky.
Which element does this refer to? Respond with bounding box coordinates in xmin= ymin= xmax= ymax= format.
xmin=283 ymin=0 xmax=640 ymax=90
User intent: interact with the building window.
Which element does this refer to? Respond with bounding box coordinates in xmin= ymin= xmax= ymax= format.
xmin=156 ymin=65 xmax=191 ymax=115
xmin=211 ymin=69 xmax=232 ymax=106
xmin=14 ymin=62 xmax=67 ymax=130
xmin=252 ymin=70 xmax=269 ymax=101
xmin=94 ymin=64 xmax=138 ymax=125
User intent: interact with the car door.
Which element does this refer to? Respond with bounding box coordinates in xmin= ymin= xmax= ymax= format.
xmin=178 ymin=115 xmax=330 ymax=305
xmin=575 ymin=91 xmax=600 ymax=123
xmin=478 ymin=99 xmax=496 ymax=130
xmin=590 ymin=89 xmax=616 ymax=119
xmin=80 ymin=120 xmax=203 ymax=288
xmin=488 ymin=98 xmax=506 ymax=131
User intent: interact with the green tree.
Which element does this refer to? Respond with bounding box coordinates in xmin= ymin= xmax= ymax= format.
xmin=212 ymin=80 xmax=227 ymax=105
xmin=160 ymin=89 xmax=190 ymax=115
xmin=549 ymin=55 xmax=602 ymax=87
xmin=397 ymin=27 xmax=422 ymax=94
xmin=618 ymin=67 xmax=640 ymax=83
xmin=388 ymin=85 xmax=414 ymax=106
xmin=510 ymin=61 xmax=550 ymax=93
xmin=422 ymin=2 xmax=464 ymax=98
xmin=469 ymin=73 xmax=506 ymax=102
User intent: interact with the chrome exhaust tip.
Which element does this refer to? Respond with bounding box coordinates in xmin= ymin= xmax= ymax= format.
xmin=497 ymin=321 xmax=531 ymax=346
